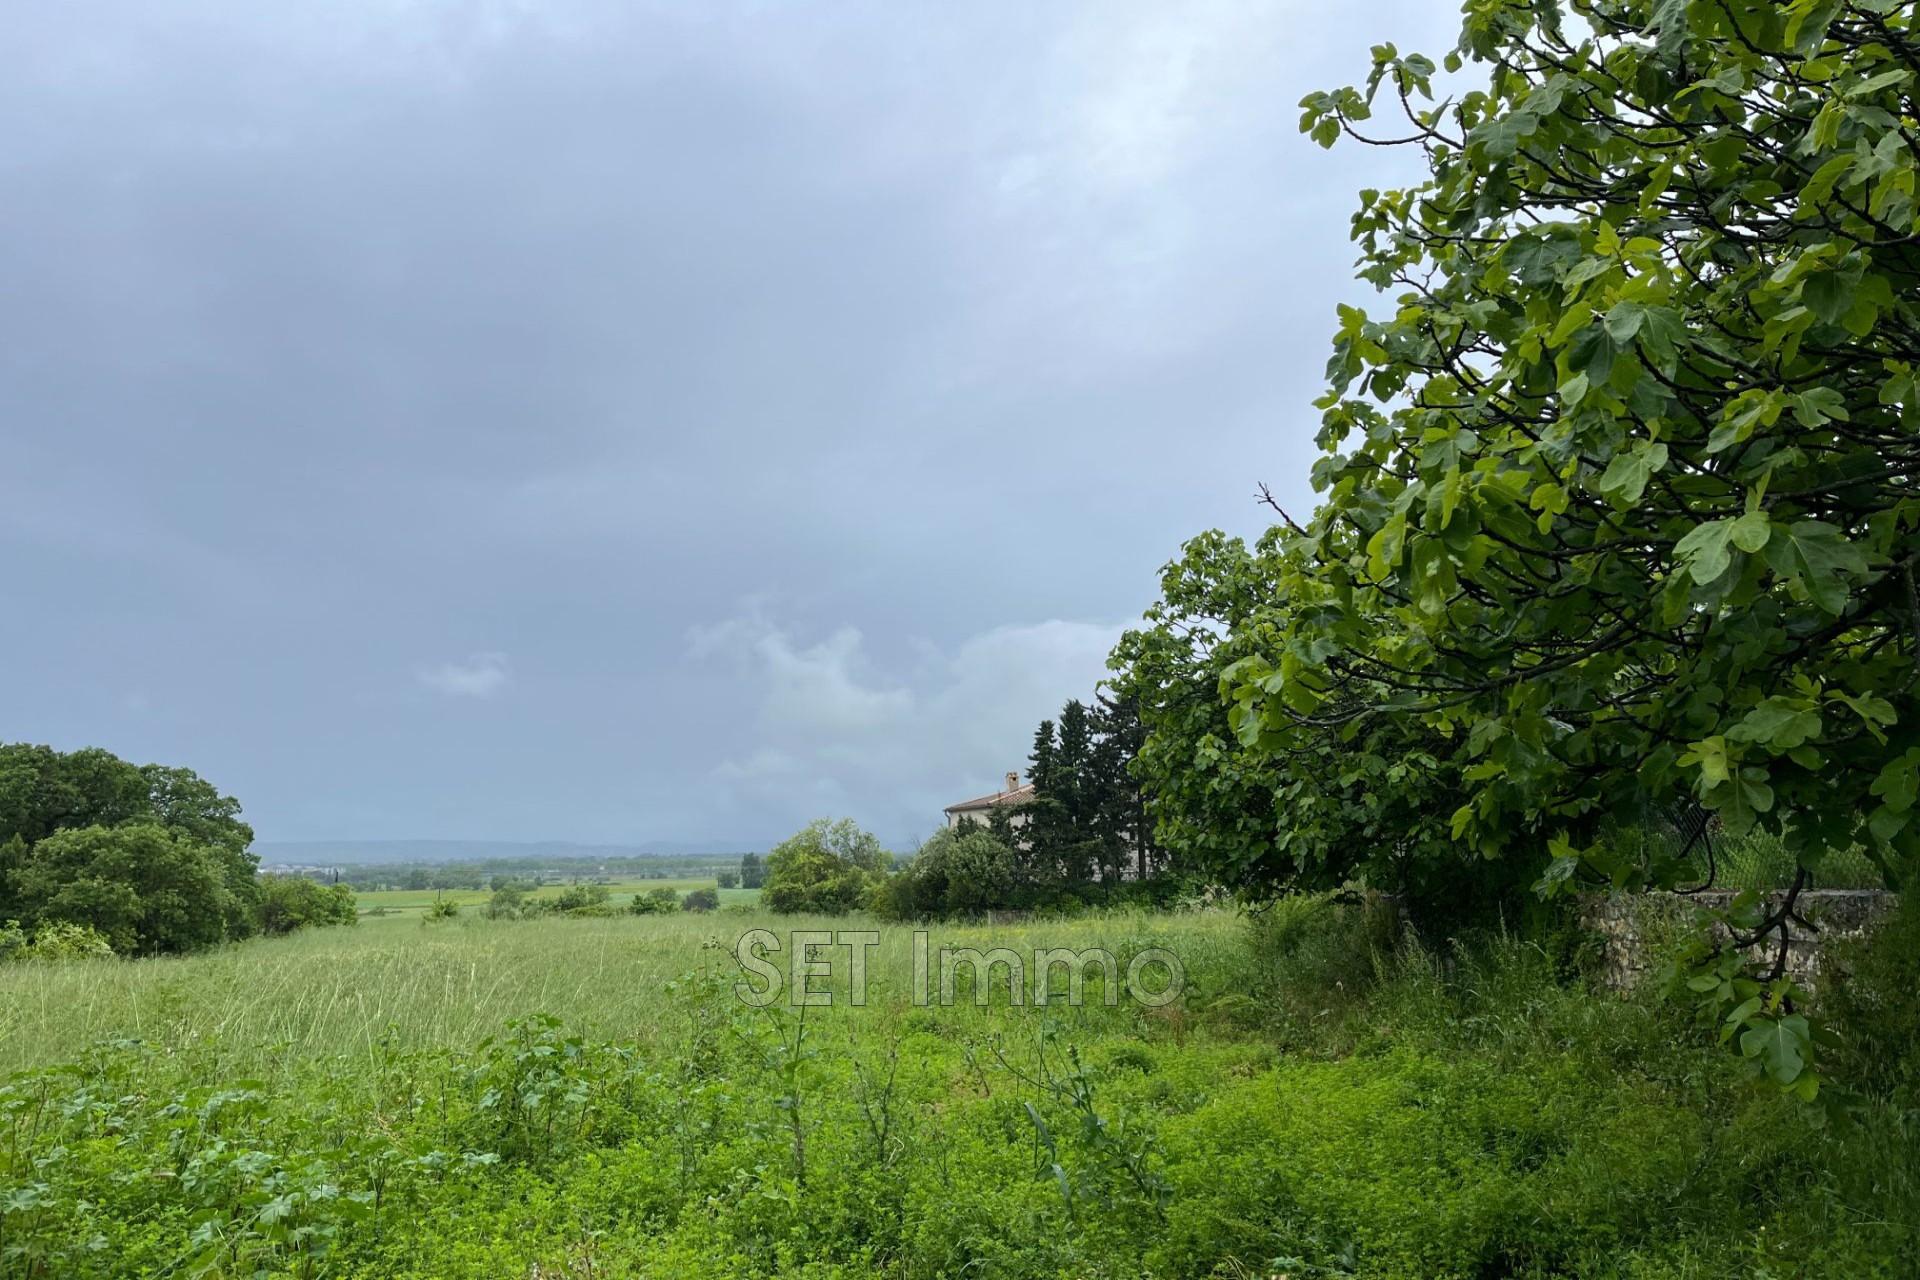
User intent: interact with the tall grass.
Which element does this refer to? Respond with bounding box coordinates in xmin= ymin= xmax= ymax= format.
xmin=3 ymin=899 xmax=1913 ymax=1276
xmin=0 ymin=907 xmax=1244 ymax=1078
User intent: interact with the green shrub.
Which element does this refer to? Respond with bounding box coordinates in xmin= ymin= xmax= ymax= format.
xmin=874 ymin=827 xmax=1017 ymax=920
xmin=554 ymin=883 xmax=609 ymax=911
xmin=628 ymin=887 xmax=679 ymax=915
xmin=424 ymin=898 xmax=461 ymax=921
xmin=482 ymin=883 xmax=528 ymax=919
xmin=255 ymin=874 xmax=357 ymax=934
xmin=4 ymin=919 xmax=118 ymax=961
xmin=762 ymin=818 xmax=887 ymax=915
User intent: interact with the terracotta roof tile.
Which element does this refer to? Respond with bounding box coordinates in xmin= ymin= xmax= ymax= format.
xmin=943 ymin=784 xmax=1035 ymax=813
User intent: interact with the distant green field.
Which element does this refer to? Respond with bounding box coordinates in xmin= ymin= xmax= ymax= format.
xmin=353 ymin=878 xmax=760 ymax=915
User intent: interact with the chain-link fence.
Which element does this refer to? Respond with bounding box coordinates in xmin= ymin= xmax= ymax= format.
xmin=1610 ymin=800 xmax=1887 ymax=891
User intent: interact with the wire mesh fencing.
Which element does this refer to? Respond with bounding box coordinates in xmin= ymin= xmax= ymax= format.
xmin=1606 ymin=800 xmax=1887 ymax=892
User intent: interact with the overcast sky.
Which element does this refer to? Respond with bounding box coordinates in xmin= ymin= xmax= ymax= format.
xmin=1 ymin=0 xmax=1460 ymax=848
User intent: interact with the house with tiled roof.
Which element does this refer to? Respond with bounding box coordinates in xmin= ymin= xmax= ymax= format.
xmin=942 ymin=772 xmax=1033 ymax=830
xmin=942 ymin=769 xmax=1154 ymax=879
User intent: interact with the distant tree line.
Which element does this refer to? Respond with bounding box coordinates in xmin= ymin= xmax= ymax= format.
xmin=0 ymin=743 xmax=354 ymax=958
xmin=479 ymin=880 xmax=720 ymax=920
xmin=328 ymin=853 xmax=745 ymax=893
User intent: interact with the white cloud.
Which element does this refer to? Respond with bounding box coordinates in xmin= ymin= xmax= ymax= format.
xmin=692 ymin=608 xmax=1123 ymax=843
xmin=417 ymin=651 xmax=512 ymax=698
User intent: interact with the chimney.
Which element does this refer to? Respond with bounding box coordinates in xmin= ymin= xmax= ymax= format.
xmin=1005 ymin=771 xmax=1019 ymax=794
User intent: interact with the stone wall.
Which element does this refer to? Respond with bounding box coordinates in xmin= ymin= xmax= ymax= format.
xmin=1582 ymin=889 xmax=1898 ymax=994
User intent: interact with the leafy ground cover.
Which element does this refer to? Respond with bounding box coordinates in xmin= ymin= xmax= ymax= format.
xmin=2 ymin=905 xmax=1914 ymax=1278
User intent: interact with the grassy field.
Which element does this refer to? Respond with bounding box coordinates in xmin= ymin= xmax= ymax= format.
xmin=0 ymin=907 xmax=1205 ymax=1077
xmin=350 ymin=879 xmax=761 ymax=917
xmin=1 ymin=904 xmax=1913 ymax=1278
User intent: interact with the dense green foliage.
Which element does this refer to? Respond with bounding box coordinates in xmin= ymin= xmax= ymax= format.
xmin=873 ymin=825 xmax=1021 ymax=919
xmin=552 ymin=884 xmax=618 ymax=916
xmin=14 ymin=823 xmax=236 ymax=956
xmin=0 ymin=744 xmax=262 ymax=953
xmin=1110 ymin=535 xmax=1513 ymax=930
xmin=1025 ymin=696 xmax=1161 ymax=886
xmin=257 ymin=876 xmax=359 ymax=936
xmin=0 ymin=744 xmax=362 ymax=956
xmin=761 ymin=818 xmax=889 ymax=915
xmin=739 ymin=852 xmax=767 ymax=890
xmin=1 ymin=906 xmax=1914 ymax=1277
xmin=0 ymin=745 xmax=155 ymax=846
xmin=875 ymin=822 xmax=1183 ymax=923
xmin=629 ymin=886 xmax=683 ymax=916
xmin=1115 ymin=0 xmax=1920 ymax=1092
xmin=142 ymin=764 xmax=263 ymax=938
xmin=0 ymin=918 xmax=116 ymax=964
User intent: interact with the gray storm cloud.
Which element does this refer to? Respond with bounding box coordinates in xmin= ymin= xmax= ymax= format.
xmin=693 ymin=608 xmax=1123 ymax=840
xmin=0 ymin=0 xmax=1459 ymax=845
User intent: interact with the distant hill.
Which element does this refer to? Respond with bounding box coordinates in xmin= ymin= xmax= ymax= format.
xmin=253 ymin=839 xmax=768 ymax=865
